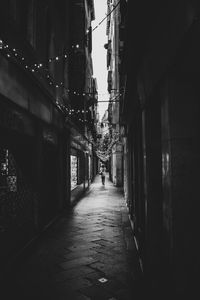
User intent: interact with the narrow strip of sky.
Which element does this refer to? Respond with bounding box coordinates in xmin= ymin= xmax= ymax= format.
xmin=92 ymin=0 xmax=109 ymax=120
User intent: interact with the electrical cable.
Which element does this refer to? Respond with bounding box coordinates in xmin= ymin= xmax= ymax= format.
xmin=92 ymin=0 xmax=121 ymax=32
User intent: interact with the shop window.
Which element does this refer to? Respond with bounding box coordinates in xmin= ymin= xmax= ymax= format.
xmin=70 ymin=155 xmax=78 ymax=190
xmin=27 ymin=0 xmax=36 ymax=48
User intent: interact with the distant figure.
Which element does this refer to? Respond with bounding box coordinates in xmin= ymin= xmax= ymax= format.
xmin=100 ymin=165 xmax=106 ymax=185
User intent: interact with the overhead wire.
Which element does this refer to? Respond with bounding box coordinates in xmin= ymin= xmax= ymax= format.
xmin=92 ymin=0 xmax=121 ymax=32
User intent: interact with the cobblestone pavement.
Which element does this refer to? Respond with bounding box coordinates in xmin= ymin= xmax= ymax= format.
xmin=2 ymin=175 xmax=144 ymax=300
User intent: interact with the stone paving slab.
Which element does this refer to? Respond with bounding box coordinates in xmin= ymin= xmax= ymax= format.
xmin=2 ymin=175 xmax=144 ymax=300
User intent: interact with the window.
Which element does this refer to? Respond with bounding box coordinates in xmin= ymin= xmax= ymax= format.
xmin=27 ymin=0 xmax=36 ymax=48
xmin=70 ymin=155 xmax=78 ymax=190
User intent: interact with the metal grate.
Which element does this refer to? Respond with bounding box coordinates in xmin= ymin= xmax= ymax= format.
xmin=0 ymin=148 xmax=36 ymax=232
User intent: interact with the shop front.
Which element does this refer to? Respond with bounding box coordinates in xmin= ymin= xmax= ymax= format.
xmin=70 ymin=128 xmax=91 ymax=204
xmin=0 ymin=97 xmax=67 ymax=269
xmin=70 ymin=154 xmax=78 ymax=190
xmin=0 ymin=99 xmax=38 ymax=269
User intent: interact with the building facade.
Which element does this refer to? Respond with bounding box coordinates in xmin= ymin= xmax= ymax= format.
xmin=69 ymin=0 xmax=97 ymax=201
xmin=118 ymin=0 xmax=200 ymax=297
xmin=106 ymin=0 xmax=123 ymax=186
xmin=0 ymin=0 xmax=98 ymax=271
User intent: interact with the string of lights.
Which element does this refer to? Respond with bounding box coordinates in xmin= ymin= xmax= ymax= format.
xmin=0 ymin=38 xmax=121 ymax=131
xmin=0 ymin=39 xmax=80 ymax=67
xmin=0 ymin=38 xmax=122 ymax=102
xmin=95 ymin=132 xmax=121 ymax=161
xmin=54 ymin=102 xmax=95 ymax=125
xmin=0 ymin=38 xmax=100 ymax=125
xmin=0 ymin=38 xmax=98 ymax=98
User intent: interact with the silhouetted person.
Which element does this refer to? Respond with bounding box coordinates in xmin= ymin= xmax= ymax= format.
xmin=100 ymin=165 xmax=106 ymax=185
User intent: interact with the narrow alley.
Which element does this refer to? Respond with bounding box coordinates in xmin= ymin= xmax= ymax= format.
xmin=2 ymin=175 xmax=144 ymax=300
xmin=1 ymin=1 xmax=200 ymax=298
